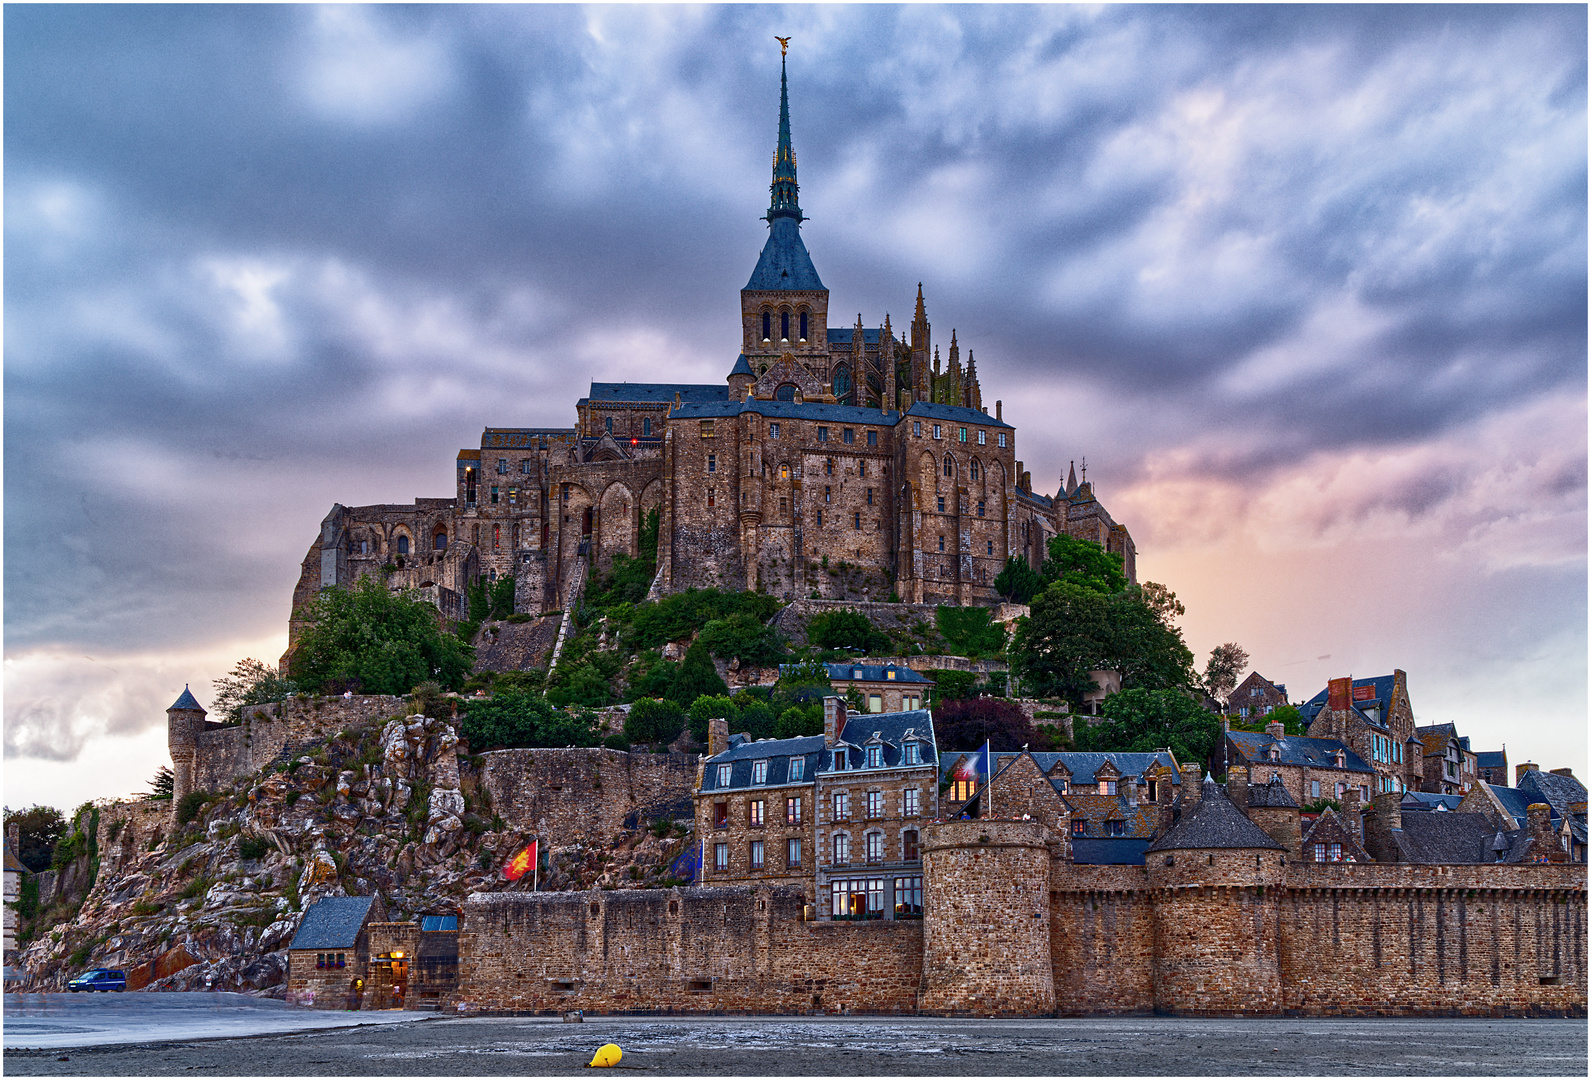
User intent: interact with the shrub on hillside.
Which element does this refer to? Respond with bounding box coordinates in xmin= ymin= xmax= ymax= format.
xmin=933 ymin=698 xmax=1052 ymax=752
xmin=806 ymin=609 xmax=889 ymax=654
xmin=625 ymin=698 xmax=688 ymax=746
xmin=460 ymin=692 xmax=601 ymax=751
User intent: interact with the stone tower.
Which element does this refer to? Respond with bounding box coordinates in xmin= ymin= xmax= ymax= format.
xmin=919 ymin=819 xmax=1056 ymax=1015
xmin=1145 ymin=778 xmax=1286 ymax=1014
xmin=740 ymin=50 xmax=829 ymax=377
xmin=166 ymin=685 xmax=209 ymax=812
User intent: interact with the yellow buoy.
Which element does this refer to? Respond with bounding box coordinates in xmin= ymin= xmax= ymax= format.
xmin=589 ymin=1043 xmax=622 ymax=1068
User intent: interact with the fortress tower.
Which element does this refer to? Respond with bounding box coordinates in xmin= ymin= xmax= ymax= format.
xmin=919 ymin=819 xmax=1056 ymax=1015
xmin=165 ymin=686 xmax=208 ymax=813
xmin=1144 ymin=778 xmax=1286 ymax=1014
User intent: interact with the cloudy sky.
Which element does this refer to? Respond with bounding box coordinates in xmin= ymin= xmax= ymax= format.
xmin=6 ymin=4 xmax=1585 ymax=810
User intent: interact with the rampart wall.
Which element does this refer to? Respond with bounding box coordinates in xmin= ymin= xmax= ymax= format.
xmin=477 ymin=748 xmax=699 ymax=848
xmin=187 ymin=696 xmax=409 ymax=794
xmin=456 ymin=886 xmax=922 ymax=1014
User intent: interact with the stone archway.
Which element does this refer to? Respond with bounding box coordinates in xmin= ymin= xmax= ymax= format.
xmin=597 ymin=481 xmax=636 ymax=574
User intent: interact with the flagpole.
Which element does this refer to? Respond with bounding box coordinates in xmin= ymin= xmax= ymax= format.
xmin=985 ymin=739 xmax=993 ymax=819
xmin=532 ymin=835 xmax=538 ymax=892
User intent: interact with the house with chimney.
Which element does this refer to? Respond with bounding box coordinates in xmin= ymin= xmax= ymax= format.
xmin=1229 ymin=672 xmax=1289 ymax=721
xmin=1225 ymin=717 xmax=1377 ymax=809
xmin=1299 ymin=672 xmax=1419 ymax=796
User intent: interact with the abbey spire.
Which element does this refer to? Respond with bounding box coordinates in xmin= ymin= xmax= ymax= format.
xmin=767 ymin=49 xmax=802 ymax=223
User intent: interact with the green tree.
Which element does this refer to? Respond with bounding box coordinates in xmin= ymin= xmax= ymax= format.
xmin=145 ymin=766 xmax=175 ymax=802
xmin=1203 ymin=642 xmax=1250 ymax=711
xmin=212 ymin=658 xmax=298 ymax=723
xmin=993 ymin=556 xmax=1043 ymax=604
xmin=1139 ymin=581 xmax=1185 ymax=629
xmin=289 ymin=576 xmax=473 ymax=694
xmin=698 ymin=613 xmax=786 ymax=668
xmin=460 ymin=692 xmax=601 ymax=750
xmin=624 ymin=698 xmax=688 ymax=746
xmin=1074 ymin=688 xmax=1222 ymax=769
xmin=927 ymin=669 xmax=981 ymax=705
xmin=1104 ymin=587 xmax=1198 ymax=693
xmin=806 ymin=609 xmax=888 ymax=654
xmin=2 ymin=805 xmax=66 ymax=873
xmin=934 ymin=606 xmax=1006 ymax=658
xmin=1040 ymin=534 xmax=1127 ymax=595
xmin=666 ymin=640 xmax=728 ymax=707
xmin=544 ymin=663 xmax=613 ymax=708
xmin=1010 ymin=582 xmax=1115 ymax=702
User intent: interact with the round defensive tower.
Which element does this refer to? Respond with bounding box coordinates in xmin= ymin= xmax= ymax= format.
xmin=1145 ymin=777 xmax=1286 ymax=1015
xmin=919 ymin=819 xmax=1055 ymax=1016
xmin=166 ymin=685 xmax=208 ymax=811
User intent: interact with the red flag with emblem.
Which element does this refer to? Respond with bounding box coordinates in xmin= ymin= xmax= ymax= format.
xmin=504 ymin=840 xmax=536 ymax=882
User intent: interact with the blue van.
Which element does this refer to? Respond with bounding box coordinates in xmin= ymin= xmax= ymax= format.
xmin=67 ymin=969 xmax=126 ymax=992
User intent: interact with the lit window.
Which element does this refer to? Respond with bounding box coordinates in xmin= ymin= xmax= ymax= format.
xmin=833 ymin=834 xmax=850 ymax=865
xmin=894 ymin=874 xmax=922 ymax=914
xmin=789 ymin=757 xmax=804 ymax=781
xmin=866 ymin=791 xmax=883 ymax=817
xmin=1072 ymin=819 xmax=1087 ymax=836
xmin=958 ymin=427 xmax=968 ymax=442
xmin=787 ymin=838 xmax=802 ymax=867
xmin=707 ymin=488 xmax=715 ymax=507
xmin=714 ymin=843 xmax=729 ymax=871
xmin=750 ymin=840 xmax=764 ymax=869
xmin=833 ymin=792 xmax=850 ymax=820
xmin=716 ymin=764 xmax=732 ymax=787
xmin=749 ymin=799 xmax=765 ymax=826
xmin=786 ymin=797 xmax=803 ymax=825
xmin=752 ymin=760 xmax=768 ymax=784
xmin=769 ymin=422 xmax=780 ymax=438
xmin=1314 ymin=843 xmax=1327 ymax=862
xmin=865 ymin=832 xmax=884 ymax=863
xmin=700 ymin=420 xmax=714 ymax=438
xmin=713 ymin=801 xmax=728 ymax=829
xmin=904 ymin=789 xmax=920 ymax=815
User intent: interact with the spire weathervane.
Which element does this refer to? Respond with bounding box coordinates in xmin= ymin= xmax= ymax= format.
xmin=767 ymin=37 xmax=801 ymax=223
xmin=776 ymin=35 xmax=790 ymax=57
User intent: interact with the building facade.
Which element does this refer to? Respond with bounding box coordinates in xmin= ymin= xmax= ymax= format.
xmin=284 ymin=54 xmax=1135 ymax=657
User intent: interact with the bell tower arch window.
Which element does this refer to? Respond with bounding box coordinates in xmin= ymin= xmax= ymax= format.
xmin=832 ymin=363 xmax=851 ymax=400
xmin=775 ymin=383 xmax=797 ymax=402
xmin=762 ymin=311 xmax=771 ymax=341
xmin=781 ymin=311 xmax=790 ymax=342
xmin=799 ymin=310 xmax=808 ymax=342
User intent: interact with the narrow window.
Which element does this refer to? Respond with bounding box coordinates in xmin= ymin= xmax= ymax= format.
xmin=786 ymin=796 xmax=803 ymax=824
xmin=903 ymin=829 xmax=920 ymax=861
xmin=859 ymin=461 xmax=867 ymax=477
xmin=933 ymin=424 xmax=941 ymax=439
xmin=490 ymin=486 xmax=500 ymax=504
xmin=824 ymin=485 xmax=831 ymax=503
xmin=780 ymin=496 xmax=788 ymax=512
xmin=834 ymin=792 xmax=850 ymax=820
xmin=987 ymin=541 xmax=994 ymax=555
xmin=749 ymin=800 xmax=764 ymax=826
xmin=707 ymin=488 xmax=715 ymax=507
xmin=781 ymin=311 xmax=790 ymax=340
xmin=958 ymin=427 xmax=967 ymax=442
xmin=854 ymin=512 xmax=862 ymax=530
xmin=865 ymin=832 xmax=884 ymax=863
xmin=605 ymin=417 xmax=613 ymax=434
xmin=1072 ymin=819 xmax=1087 ymax=836
xmin=977 ymin=430 xmax=986 ymax=445
xmin=707 ymin=454 xmax=716 ymax=474
xmin=714 ymin=843 xmax=729 ymax=871
xmin=904 ymin=788 xmax=920 ymax=815
xmin=866 ymin=488 xmax=873 ymax=506
xmin=938 ymin=536 xmax=945 ymax=552
xmin=780 ymin=464 xmax=790 ymax=479
xmin=904 ymin=744 xmax=920 ymax=766
xmin=843 ymin=428 xmax=854 ymax=445
xmin=493 ymin=524 xmax=501 ymax=551
xmin=769 ymin=422 xmax=780 ymax=438
xmin=913 ymin=421 xmax=922 ymax=437
xmin=833 ymin=834 xmax=850 ymax=865
xmin=749 ymin=840 xmax=765 ymax=870
xmin=937 ymin=496 xmax=945 ymax=513
xmin=762 ymin=311 xmax=771 ymax=340
xmin=397 ymin=534 xmax=409 ymax=555
xmin=1314 ymin=843 xmax=1327 ymax=863
xmin=643 ymin=418 xmax=652 ymax=437
xmin=944 ymin=459 xmax=954 ymax=477
xmin=866 ymin=790 xmax=883 ymax=815
xmin=799 ymin=311 xmax=808 ymax=340
xmin=906 ymin=695 xmax=920 ymax=711
xmin=867 ymin=430 xmax=877 ymax=447
xmin=998 ymin=432 xmax=1007 ymax=448
xmin=977 ymin=499 xmax=985 ymax=517
xmin=787 ymin=837 xmax=802 ymax=868
xmin=752 ymin=760 xmax=768 ymax=784
xmin=818 ymin=427 xmax=829 ymax=444
xmin=716 ymin=764 xmax=732 ymax=787
xmin=788 ymin=756 xmax=804 ymax=781
xmin=815 ymin=509 xmax=822 ymax=527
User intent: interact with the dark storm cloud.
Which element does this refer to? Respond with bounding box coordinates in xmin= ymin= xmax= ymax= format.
xmin=4 ymin=5 xmax=1585 ymax=775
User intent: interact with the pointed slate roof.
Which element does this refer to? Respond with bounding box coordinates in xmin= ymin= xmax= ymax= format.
xmin=288 ymin=896 xmax=377 ymax=950
xmin=1146 ymin=780 xmax=1285 ymax=852
xmin=169 ymin=685 xmax=205 ymax=713
xmin=745 ymin=54 xmax=825 ymax=293
xmin=729 ymin=353 xmax=754 ymax=378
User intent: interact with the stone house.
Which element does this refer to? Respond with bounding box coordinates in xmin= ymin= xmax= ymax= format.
xmin=1475 ymin=748 xmax=1510 ymax=787
xmin=1300 ymin=808 xmax=1370 ymax=864
xmin=694 ymin=697 xmax=939 ymax=920
xmin=1363 ymin=791 xmax=1564 ymax=864
xmin=4 ymin=823 xmax=26 ymax=960
xmin=815 ymin=661 xmax=930 ymax=714
xmin=1230 ymin=671 xmax=1289 ymax=720
xmin=286 ymin=895 xmax=387 ymax=1009
xmin=1299 ymin=672 xmax=1419 ymax=796
xmin=1415 ymin=723 xmax=1478 ymax=795
xmin=1226 ymin=722 xmax=1377 ymax=807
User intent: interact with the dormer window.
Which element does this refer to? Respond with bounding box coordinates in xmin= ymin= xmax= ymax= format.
xmin=833 ymin=749 xmax=847 ymax=771
xmin=904 ymin=742 xmax=920 ymax=765
xmin=866 ymin=746 xmax=883 ymax=769
xmin=716 ymin=764 xmax=732 ymax=787
xmin=886 ymin=669 xmax=896 ymax=680
xmin=752 ymin=760 xmax=768 ymax=785
xmin=788 ymin=757 xmax=805 ymax=782
xmin=1100 ymin=780 xmax=1116 ymax=795
xmin=1268 ymin=746 xmax=1280 ymax=761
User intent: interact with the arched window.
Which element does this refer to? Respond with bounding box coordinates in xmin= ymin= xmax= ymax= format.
xmin=779 ymin=463 xmax=791 ymax=479
xmin=433 ymin=528 xmax=447 ymax=551
xmin=605 ymin=416 xmax=613 ymax=433
xmin=944 ymin=458 xmax=955 ymax=477
xmin=970 ymin=460 xmax=979 ymax=480
xmin=781 ymin=311 xmax=790 ymax=341
xmin=396 ymin=534 xmax=409 ymax=556
xmin=762 ymin=311 xmax=771 ymax=341
xmin=832 ymin=364 xmax=851 ymax=399
xmin=799 ymin=311 xmax=808 ymax=341
xmin=775 ymin=383 xmax=797 ymax=401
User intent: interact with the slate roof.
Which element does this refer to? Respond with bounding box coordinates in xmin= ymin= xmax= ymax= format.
xmin=1475 ymin=750 xmax=1508 ymax=770
xmin=1023 ymin=750 xmax=1180 ymax=786
xmin=1401 ymin=791 xmax=1464 ymax=812
xmin=582 ymin=382 xmax=728 ymax=406
xmin=904 ymin=400 xmax=1011 ymax=429
xmin=1298 ymin=673 xmax=1398 ymax=731
xmin=745 ymin=216 xmax=826 ymax=291
xmin=818 ymin=662 xmax=930 ymax=685
xmin=672 ymin=399 xmax=902 ymax=425
xmin=1484 ymin=782 xmax=1546 ymax=827
xmin=1517 ymin=769 xmax=1587 ymax=819
xmin=1145 ymin=782 xmax=1286 ymax=853
xmin=1063 ymin=792 xmax=1163 ymax=839
xmin=1393 ymin=812 xmax=1510 ymax=864
xmin=700 ymin=710 xmax=938 ymax=793
xmin=169 ymin=686 xmax=205 ymax=713
xmin=289 ymin=896 xmax=376 ymax=951
xmin=1227 ymin=731 xmax=1374 ymax=774
xmin=1246 ymin=777 xmax=1299 ymax=808
xmin=728 ymin=353 xmax=754 ymax=378
xmin=4 ymin=834 xmax=28 ymax=874
xmin=827 ymin=328 xmax=883 ymax=345
xmin=1071 ymin=837 xmax=1150 ymax=865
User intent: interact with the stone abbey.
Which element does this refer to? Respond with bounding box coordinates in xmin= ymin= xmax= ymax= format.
xmin=288 ymin=53 xmax=1135 ymax=636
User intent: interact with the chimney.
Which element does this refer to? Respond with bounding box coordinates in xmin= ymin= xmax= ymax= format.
xmin=6 ymin=821 xmax=17 ymax=848
xmin=1327 ymin=677 xmax=1352 ymax=711
xmin=1342 ymin=786 xmax=1363 ymax=843
xmin=1265 ymin=719 xmax=1285 ymax=739
xmin=1525 ymin=802 xmax=1558 ymax=859
xmin=1550 ymin=767 xmax=1575 ymax=779
xmin=708 ymin=717 xmax=729 ymax=758
xmin=995 ymin=400 xmax=1002 ymax=421
xmin=1516 ymin=762 xmax=1538 ymax=786
xmin=1362 ymin=790 xmax=1403 ymax=863
xmin=1180 ymin=763 xmax=1202 ymax=810
xmin=823 ymin=696 xmax=846 ymax=748
xmin=1227 ymin=764 xmax=1250 ymax=808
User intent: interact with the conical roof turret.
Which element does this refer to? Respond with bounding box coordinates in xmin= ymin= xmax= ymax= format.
xmin=168 ymin=685 xmax=206 ymax=714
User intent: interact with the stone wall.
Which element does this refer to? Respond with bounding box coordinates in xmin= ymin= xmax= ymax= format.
xmin=455 ymin=886 xmax=923 ymax=1015
xmin=478 ymin=748 xmax=699 ymax=848
xmin=1048 ymin=865 xmax=1156 ymax=1014
xmin=187 ymin=695 xmax=409 ymax=795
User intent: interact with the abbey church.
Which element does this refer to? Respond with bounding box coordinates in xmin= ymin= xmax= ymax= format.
xmin=289 ymin=53 xmax=1135 ymax=631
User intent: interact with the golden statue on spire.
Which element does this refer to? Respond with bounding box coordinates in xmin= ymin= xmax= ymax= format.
xmin=775 ymin=36 xmax=791 ymax=57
